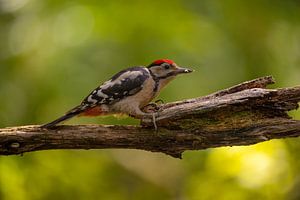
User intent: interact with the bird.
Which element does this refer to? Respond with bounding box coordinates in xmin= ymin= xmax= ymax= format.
xmin=41 ymin=59 xmax=193 ymax=129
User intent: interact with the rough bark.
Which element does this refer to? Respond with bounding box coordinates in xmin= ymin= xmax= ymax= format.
xmin=0 ymin=76 xmax=299 ymax=158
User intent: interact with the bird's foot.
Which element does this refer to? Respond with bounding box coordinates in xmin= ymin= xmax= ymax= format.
xmin=142 ymin=102 xmax=162 ymax=113
xmin=151 ymin=112 xmax=158 ymax=131
xmin=138 ymin=112 xmax=159 ymax=132
xmin=142 ymin=103 xmax=161 ymax=131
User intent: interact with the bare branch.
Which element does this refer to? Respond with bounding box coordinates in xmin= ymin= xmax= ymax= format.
xmin=1 ymin=76 xmax=299 ymax=158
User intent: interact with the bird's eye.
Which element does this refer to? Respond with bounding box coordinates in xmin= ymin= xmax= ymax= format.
xmin=164 ymin=64 xmax=170 ymax=70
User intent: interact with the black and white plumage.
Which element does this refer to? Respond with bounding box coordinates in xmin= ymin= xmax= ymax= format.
xmin=84 ymin=67 xmax=150 ymax=106
xmin=42 ymin=59 xmax=193 ymax=128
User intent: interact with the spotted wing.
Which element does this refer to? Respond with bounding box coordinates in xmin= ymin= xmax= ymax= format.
xmin=81 ymin=67 xmax=149 ymax=107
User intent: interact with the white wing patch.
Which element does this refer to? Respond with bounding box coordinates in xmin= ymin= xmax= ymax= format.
xmin=80 ymin=67 xmax=149 ymax=108
xmin=87 ymin=95 xmax=98 ymax=104
xmin=97 ymin=90 xmax=108 ymax=98
xmin=100 ymin=71 xmax=143 ymax=89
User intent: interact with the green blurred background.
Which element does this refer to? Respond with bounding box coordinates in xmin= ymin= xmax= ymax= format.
xmin=0 ymin=0 xmax=300 ymax=199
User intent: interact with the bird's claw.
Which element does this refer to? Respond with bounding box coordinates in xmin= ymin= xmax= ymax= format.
xmin=152 ymin=112 xmax=158 ymax=131
xmin=142 ymin=102 xmax=161 ymax=113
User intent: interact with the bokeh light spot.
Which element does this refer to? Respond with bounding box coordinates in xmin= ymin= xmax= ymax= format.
xmin=52 ymin=5 xmax=95 ymax=47
xmin=0 ymin=0 xmax=29 ymax=13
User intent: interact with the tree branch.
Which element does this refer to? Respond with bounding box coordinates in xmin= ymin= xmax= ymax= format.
xmin=1 ymin=76 xmax=300 ymax=158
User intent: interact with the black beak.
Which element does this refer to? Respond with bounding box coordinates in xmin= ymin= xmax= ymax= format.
xmin=175 ymin=67 xmax=194 ymax=74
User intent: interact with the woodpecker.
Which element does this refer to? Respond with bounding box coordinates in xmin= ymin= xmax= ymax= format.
xmin=42 ymin=59 xmax=193 ymax=129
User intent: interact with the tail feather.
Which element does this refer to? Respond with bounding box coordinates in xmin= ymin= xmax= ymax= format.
xmin=41 ymin=106 xmax=83 ymax=129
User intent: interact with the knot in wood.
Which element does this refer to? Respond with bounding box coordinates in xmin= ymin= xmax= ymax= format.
xmin=10 ymin=142 xmax=20 ymax=148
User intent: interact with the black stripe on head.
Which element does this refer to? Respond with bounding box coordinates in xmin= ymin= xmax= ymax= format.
xmin=148 ymin=63 xmax=159 ymax=68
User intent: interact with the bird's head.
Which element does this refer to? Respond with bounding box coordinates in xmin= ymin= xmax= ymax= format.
xmin=147 ymin=59 xmax=193 ymax=80
xmin=147 ymin=59 xmax=193 ymax=91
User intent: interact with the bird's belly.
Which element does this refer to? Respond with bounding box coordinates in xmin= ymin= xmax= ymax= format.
xmin=109 ymin=78 xmax=156 ymax=115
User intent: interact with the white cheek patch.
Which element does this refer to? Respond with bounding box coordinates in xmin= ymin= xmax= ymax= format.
xmin=150 ymin=67 xmax=165 ymax=77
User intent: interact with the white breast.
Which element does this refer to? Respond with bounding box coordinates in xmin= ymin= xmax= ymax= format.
xmin=109 ymin=74 xmax=156 ymax=116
